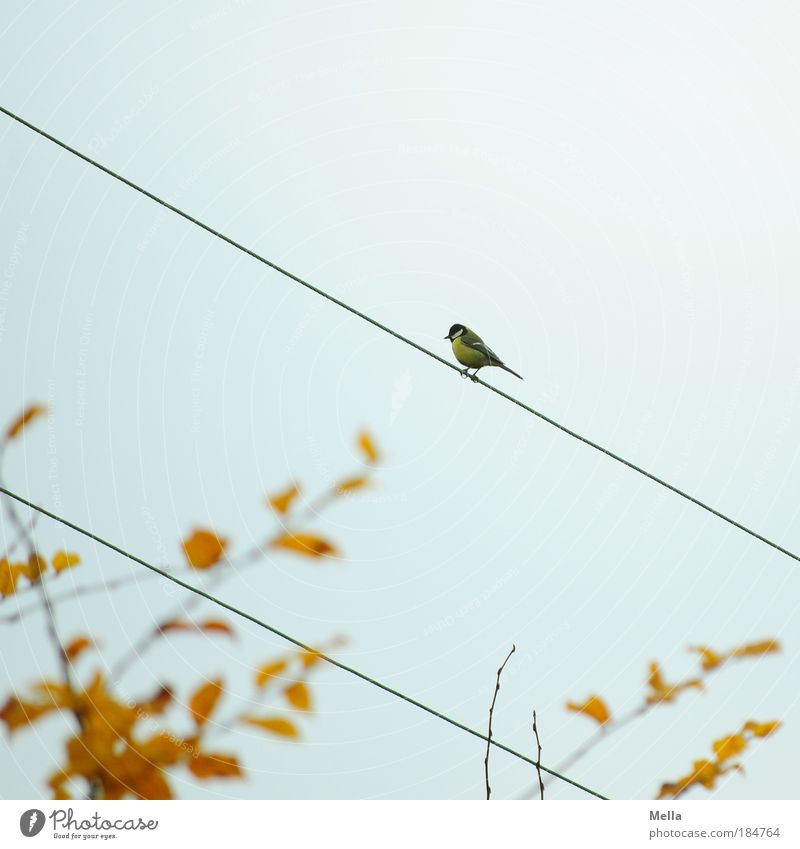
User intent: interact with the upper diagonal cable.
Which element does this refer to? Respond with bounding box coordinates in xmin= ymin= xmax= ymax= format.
xmin=1 ymin=103 xmax=798 ymax=566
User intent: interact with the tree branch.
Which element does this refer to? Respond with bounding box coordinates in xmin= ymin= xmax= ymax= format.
xmin=532 ymin=709 xmax=544 ymax=800
xmin=484 ymin=644 xmax=515 ymax=800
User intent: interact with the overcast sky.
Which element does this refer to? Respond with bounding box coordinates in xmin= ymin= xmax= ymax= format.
xmin=1 ymin=0 xmax=799 ymax=800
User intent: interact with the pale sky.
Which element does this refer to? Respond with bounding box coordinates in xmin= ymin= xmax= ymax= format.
xmin=1 ymin=0 xmax=799 ymax=800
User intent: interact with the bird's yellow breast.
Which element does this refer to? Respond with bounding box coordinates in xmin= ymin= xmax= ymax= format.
xmin=452 ymin=336 xmax=489 ymax=368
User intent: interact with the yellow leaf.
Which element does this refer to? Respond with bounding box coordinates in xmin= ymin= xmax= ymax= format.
xmin=6 ymin=404 xmax=46 ymax=439
xmin=284 ymin=681 xmax=312 ymax=712
xmin=200 ymin=619 xmax=235 ymax=637
xmin=268 ymin=483 xmax=301 ymax=515
xmin=189 ymin=679 xmax=223 ymax=726
xmin=299 ymin=648 xmax=323 ymax=669
xmin=272 ymin=532 xmax=339 ymax=559
xmin=139 ymin=733 xmax=188 ymax=767
xmin=690 ymin=759 xmax=721 ymax=790
xmin=160 ymin=619 xmax=235 ymax=638
xmin=646 ymin=661 xmax=704 ymax=704
xmin=334 ymin=476 xmax=369 ymax=495
xmin=298 ymin=635 xmax=344 ymax=669
xmin=0 ymin=696 xmax=60 ymax=732
xmin=255 ymin=659 xmax=287 ymax=689
xmin=20 ymin=552 xmax=48 ymax=583
xmin=182 ymin=529 xmax=228 ymax=570
xmin=357 ymin=430 xmax=379 ymax=464
xmin=743 ymin=720 xmax=781 ymax=738
xmin=689 ymin=645 xmax=724 ymax=671
xmin=713 ymin=734 xmax=748 ymax=762
xmin=565 ymin=695 xmax=611 ymax=725
xmin=732 ymin=639 xmax=780 ymax=658
xmin=65 ymin=636 xmax=94 ymax=661
xmin=137 ymin=685 xmax=174 ymax=716
xmin=52 ymin=551 xmax=81 ymax=573
xmin=240 ymin=715 xmax=299 ymax=739
xmin=0 ymin=559 xmax=26 ymax=596
xmin=189 ymin=752 xmax=242 ymax=779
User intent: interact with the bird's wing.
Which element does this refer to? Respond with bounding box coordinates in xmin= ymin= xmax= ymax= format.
xmin=464 ymin=337 xmax=505 ymax=365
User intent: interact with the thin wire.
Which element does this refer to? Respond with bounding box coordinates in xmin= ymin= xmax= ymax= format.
xmin=1 ymin=104 xmax=796 ymax=566
xmin=0 ymin=484 xmax=608 ymax=800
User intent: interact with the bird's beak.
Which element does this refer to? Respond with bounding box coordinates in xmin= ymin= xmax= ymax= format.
xmin=443 ymin=335 xmax=450 ymax=340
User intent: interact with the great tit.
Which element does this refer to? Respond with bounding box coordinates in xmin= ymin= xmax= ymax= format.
xmin=444 ymin=324 xmax=523 ymax=381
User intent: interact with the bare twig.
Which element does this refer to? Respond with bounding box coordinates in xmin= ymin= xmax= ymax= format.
xmin=484 ymin=644 xmax=515 ymax=800
xmin=0 ymin=570 xmax=163 ymax=624
xmin=0 ymin=509 xmax=40 ymax=560
xmin=0 ymin=441 xmax=100 ymax=798
xmin=532 ymin=709 xmax=545 ymax=800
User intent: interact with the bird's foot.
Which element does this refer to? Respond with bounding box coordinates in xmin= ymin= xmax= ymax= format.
xmin=469 ymin=373 xmax=480 ymax=383
xmin=460 ymin=368 xmax=470 ymax=380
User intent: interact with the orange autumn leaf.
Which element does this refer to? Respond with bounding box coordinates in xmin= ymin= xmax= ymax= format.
xmin=0 ymin=559 xmax=26 ymax=596
xmin=182 ymin=529 xmax=228 ymax=570
xmin=334 ymin=476 xmax=369 ymax=495
xmin=732 ymin=639 xmax=780 ymax=659
xmin=565 ymin=695 xmax=610 ymax=726
xmin=6 ymin=404 xmax=46 ymax=439
xmin=743 ymin=720 xmax=781 ymax=738
xmin=240 ymin=715 xmax=300 ymax=739
xmin=299 ymin=648 xmax=323 ymax=669
xmin=160 ymin=619 xmax=235 ymax=638
xmin=284 ymin=681 xmax=312 ymax=712
xmin=138 ymin=732 xmax=189 ymax=767
xmin=255 ymin=659 xmax=288 ymax=689
xmin=272 ymin=532 xmax=339 ymax=559
xmin=199 ymin=619 xmax=235 ymax=637
xmin=189 ymin=752 xmax=242 ymax=779
xmin=0 ymin=696 xmax=62 ymax=732
xmin=689 ymin=645 xmax=724 ymax=671
xmin=297 ymin=636 xmax=344 ymax=669
xmin=713 ymin=734 xmax=748 ymax=762
xmin=52 ymin=551 xmax=81 ymax=574
xmin=357 ymin=431 xmax=379 ymax=464
xmin=645 ymin=662 xmax=704 ymax=704
xmin=21 ymin=552 xmax=48 ymax=583
xmin=658 ymin=758 xmax=742 ymax=799
xmin=189 ymin=679 xmax=223 ymax=727
xmin=268 ymin=483 xmax=301 ymax=515
xmin=137 ymin=685 xmax=174 ymax=716
xmin=65 ymin=636 xmax=94 ymax=661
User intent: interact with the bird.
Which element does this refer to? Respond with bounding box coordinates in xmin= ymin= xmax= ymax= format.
xmin=444 ymin=324 xmax=523 ymax=382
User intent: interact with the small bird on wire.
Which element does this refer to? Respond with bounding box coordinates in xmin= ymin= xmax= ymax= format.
xmin=444 ymin=324 xmax=523 ymax=382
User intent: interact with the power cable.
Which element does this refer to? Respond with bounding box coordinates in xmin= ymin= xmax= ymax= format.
xmin=0 ymin=483 xmax=608 ymax=800
xmin=1 ymin=104 xmax=795 ymax=565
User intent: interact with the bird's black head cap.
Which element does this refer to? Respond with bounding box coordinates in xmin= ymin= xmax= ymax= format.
xmin=445 ymin=323 xmax=467 ymax=340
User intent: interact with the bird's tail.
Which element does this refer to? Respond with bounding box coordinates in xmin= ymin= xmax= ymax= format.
xmin=499 ymin=363 xmax=523 ymax=380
